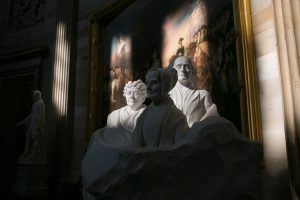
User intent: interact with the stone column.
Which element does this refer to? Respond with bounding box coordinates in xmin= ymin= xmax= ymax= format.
xmin=272 ymin=0 xmax=300 ymax=199
xmin=47 ymin=0 xmax=78 ymax=185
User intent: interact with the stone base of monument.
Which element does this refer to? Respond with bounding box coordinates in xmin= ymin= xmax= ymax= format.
xmin=12 ymin=157 xmax=49 ymax=197
xmin=86 ymin=117 xmax=262 ymax=200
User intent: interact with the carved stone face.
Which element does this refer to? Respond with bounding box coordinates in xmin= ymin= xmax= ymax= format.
xmin=32 ymin=91 xmax=41 ymax=102
xmin=173 ymin=56 xmax=194 ymax=86
xmin=124 ymin=88 xmax=144 ymax=108
xmin=146 ymin=71 xmax=163 ymax=102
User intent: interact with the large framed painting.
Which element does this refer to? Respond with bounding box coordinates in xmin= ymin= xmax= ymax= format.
xmin=86 ymin=0 xmax=262 ymax=143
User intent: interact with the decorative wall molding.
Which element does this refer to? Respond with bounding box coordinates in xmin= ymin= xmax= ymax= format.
xmin=8 ymin=0 xmax=46 ymax=32
xmin=0 ymin=46 xmax=48 ymax=86
xmin=233 ymin=0 xmax=262 ymax=143
xmin=0 ymin=46 xmax=49 ymax=64
xmin=86 ymin=0 xmax=136 ymax=142
xmin=89 ymin=0 xmax=136 ymax=22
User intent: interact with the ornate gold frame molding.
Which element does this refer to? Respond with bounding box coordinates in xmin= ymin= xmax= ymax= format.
xmin=86 ymin=0 xmax=262 ymax=143
xmin=233 ymin=0 xmax=262 ymax=143
xmin=86 ymin=0 xmax=137 ymax=142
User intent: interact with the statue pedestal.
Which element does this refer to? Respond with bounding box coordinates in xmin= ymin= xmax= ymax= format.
xmin=12 ymin=157 xmax=49 ymax=197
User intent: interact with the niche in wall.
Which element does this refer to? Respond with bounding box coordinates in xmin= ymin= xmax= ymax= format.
xmin=0 ymin=47 xmax=48 ymax=191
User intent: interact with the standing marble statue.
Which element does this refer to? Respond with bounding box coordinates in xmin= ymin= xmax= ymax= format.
xmin=16 ymin=90 xmax=45 ymax=158
xmin=169 ymin=56 xmax=219 ymax=127
xmin=131 ymin=67 xmax=189 ymax=147
xmin=82 ymin=80 xmax=147 ymax=200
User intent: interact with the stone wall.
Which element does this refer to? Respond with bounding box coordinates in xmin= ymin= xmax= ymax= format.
xmin=0 ymin=0 xmax=58 ymax=194
xmin=250 ymin=0 xmax=295 ymax=199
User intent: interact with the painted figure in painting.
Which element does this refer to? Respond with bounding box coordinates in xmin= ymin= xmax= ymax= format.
xmin=169 ymin=56 xmax=218 ymax=127
xmin=132 ymin=68 xmax=189 ymax=147
xmin=176 ymin=37 xmax=185 ymax=56
xmin=110 ymin=66 xmax=126 ymax=111
xmin=16 ymin=90 xmax=45 ymax=158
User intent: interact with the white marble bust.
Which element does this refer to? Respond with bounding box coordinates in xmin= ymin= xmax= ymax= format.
xmin=101 ymin=80 xmax=147 ymax=145
xmin=90 ymin=79 xmax=147 ymax=147
xmin=169 ymin=56 xmax=219 ymax=127
xmin=82 ymin=80 xmax=147 ymax=200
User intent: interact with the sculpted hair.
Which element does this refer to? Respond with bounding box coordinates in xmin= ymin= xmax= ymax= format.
xmin=123 ymin=79 xmax=147 ymax=98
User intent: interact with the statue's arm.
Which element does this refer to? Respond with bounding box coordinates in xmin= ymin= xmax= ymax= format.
xmin=16 ymin=116 xmax=29 ymax=126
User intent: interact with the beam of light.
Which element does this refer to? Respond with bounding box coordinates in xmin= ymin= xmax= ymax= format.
xmin=162 ymin=0 xmax=207 ymax=67
xmin=52 ymin=22 xmax=70 ymax=116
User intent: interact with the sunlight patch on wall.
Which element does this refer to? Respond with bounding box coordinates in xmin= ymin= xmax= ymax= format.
xmin=52 ymin=22 xmax=70 ymax=116
xmin=162 ymin=0 xmax=207 ymax=67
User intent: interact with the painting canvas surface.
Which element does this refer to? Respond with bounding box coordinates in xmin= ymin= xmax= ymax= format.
xmin=102 ymin=0 xmax=240 ymax=130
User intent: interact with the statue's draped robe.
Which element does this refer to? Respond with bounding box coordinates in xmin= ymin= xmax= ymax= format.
xmin=131 ymin=97 xmax=189 ymax=147
xmin=87 ymin=117 xmax=262 ymax=200
xmin=98 ymin=105 xmax=146 ymax=146
xmin=81 ymin=105 xmax=145 ymax=200
xmin=23 ymin=99 xmax=45 ymax=156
